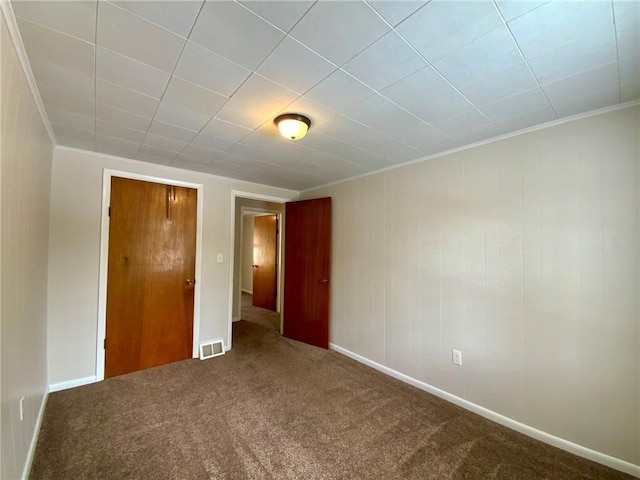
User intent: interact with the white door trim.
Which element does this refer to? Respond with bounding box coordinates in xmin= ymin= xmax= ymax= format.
xmin=96 ymin=169 xmax=205 ymax=381
xmin=228 ymin=190 xmax=295 ymax=350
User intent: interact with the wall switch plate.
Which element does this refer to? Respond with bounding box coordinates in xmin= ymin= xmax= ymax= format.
xmin=217 ymin=253 xmax=223 ymax=263
xmin=19 ymin=396 xmax=24 ymax=421
xmin=452 ymin=349 xmax=462 ymax=366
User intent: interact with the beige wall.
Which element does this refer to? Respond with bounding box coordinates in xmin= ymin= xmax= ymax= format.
xmin=0 ymin=10 xmax=54 ymax=479
xmin=47 ymin=147 xmax=296 ymax=385
xmin=242 ymin=215 xmax=254 ymax=293
xmin=303 ymin=106 xmax=640 ymax=465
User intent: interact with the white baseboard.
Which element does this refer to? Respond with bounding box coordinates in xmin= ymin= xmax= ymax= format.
xmin=232 ymin=316 xmax=241 ymax=322
xmin=21 ymin=390 xmax=48 ymax=480
xmin=330 ymin=343 xmax=640 ymax=478
xmin=241 ymin=289 xmax=253 ymax=295
xmin=48 ymin=375 xmax=96 ymax=393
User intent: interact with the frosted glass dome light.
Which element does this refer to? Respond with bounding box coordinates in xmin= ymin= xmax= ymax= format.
xmin=274 ymin=114 xmax=311 ymax=140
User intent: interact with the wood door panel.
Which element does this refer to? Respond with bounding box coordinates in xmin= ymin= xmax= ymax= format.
xmin=105 ymin=178 xmax=196 ymax=378
xmin=283 ymin=198 xmax=331 ymax=349
xmin=252 ymin=215 xmax=277 ymax=311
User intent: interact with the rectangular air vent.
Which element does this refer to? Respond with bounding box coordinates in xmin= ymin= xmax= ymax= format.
xmin=199 ymin=339 xmax=225 ymax=360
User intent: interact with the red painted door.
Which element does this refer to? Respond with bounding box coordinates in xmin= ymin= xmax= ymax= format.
xmin=283 ymin=197 xmax=331 ymax=349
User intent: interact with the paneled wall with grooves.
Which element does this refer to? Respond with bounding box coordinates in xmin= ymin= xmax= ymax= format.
xmin=304 ymin=106 xmax=640 ymax=466
xmin=1 ymin=10 xmax=54 ymax=479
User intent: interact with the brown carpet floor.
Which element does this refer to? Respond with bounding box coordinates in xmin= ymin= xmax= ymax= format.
xmin=30 ymin=303 xmax=631 ymax=479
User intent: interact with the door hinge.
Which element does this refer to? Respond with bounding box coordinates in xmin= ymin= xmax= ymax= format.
xmin=108 ymin=206 xmax=111 ymax=217
xmin=103 ymin=338 xmax=106 ymax=350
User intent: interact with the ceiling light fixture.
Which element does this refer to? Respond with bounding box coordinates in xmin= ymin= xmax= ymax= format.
xmin=274 ymin=114 xmax=311 ymax=140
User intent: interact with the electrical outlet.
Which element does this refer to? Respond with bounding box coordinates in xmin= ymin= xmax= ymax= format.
xmin=19 ymin=396 xmax=24 ymax=421
xmin=452 ymin=349 xmax=462 ymax=366
xmin=217 ymin=253 xmax=223 ymax=263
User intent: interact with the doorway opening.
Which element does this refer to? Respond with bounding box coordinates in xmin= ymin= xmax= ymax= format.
xmin=229 ymin=192 xmax=290 ymax=349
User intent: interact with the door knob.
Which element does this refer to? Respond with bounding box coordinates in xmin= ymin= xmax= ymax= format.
xmin=319 ymin=279 xmax=329 ymax=285
xmin=185 ymin=279 xmax=195 ymax=286
xmin=252 ymin=264 xmax=259 ymax=268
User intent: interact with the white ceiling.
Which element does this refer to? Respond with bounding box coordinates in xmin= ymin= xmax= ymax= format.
xmin=11 ymin=0 xmax=640 ymax=191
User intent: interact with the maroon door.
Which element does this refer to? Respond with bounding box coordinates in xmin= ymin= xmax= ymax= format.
xmin=283 ymin=197 xmax=331 ymax=349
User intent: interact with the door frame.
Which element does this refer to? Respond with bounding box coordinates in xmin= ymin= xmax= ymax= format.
xmin=96 ymin=169 xmax=204 ymax=381
xmin=228 ymin=190 xmax=294 ymax=350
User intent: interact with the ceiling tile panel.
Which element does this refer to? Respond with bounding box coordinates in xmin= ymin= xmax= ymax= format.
xmin=457 ymin=61 xmax=539 ymax=106
xmin=238 ymin=1 xmax=314 ymax=32
xmin=619 ymin=55 xmax=640 ymax=87
xmin=180 ymin=144 xmax=224 ymax=162
xmin=56 ymin=135 xmax=97 ymax=152
xmin=507 ymin=0 xmax=613 ymax=58
xmin=429 ymin=109 xmax=493 ymax=137
xmin=614 ymin=0 xmax=640 ymax=26
xmin=616 ymin=17 xmax=640 ymax=60
xmin=215 ymin=74 xmax=299 ymax=129
xmin=494 ymin=0 xmax=550 ymax=22
xmin=148 ymin=121 xmax=198 ymax=143
xmin=299 ymin=132 xmax=382 ymax=166
xmin=96 ymin=119 xmax=146 ymax=142
xmin=13 ymin=0 xmax=97 ymax=43
xmin=174 ymin=41 xmax=251 ymax=97
xmin=552 ymin=87 xmax=621 ymax=118
xmin=46 ymin=108 xmax=95 ymax=132
xmin=542 ymin=62 xmax=619 ymax=105
xmin=163 ymin=77 xmax=227 ymax=116
xmin=52 ymin=124 xmax=96 ymax=143
xmin=96 ymin=134 xmax=141 ymax=157
xmin=190 ymin=133 xmax=235 ymax=152
xmin=96 ymin=79 xmax=159 ymax=117
xmin=138 ymin=145 xmax=179 ymax=161
xmin=525 ymin=28 xmax=617 ymax=85
xmin=154 ymin=101 xmax=212 ymax=131
xmin=433 ymin=26 xmax=523 ymax=87
xmin=480 ymin=88 xmax=551 ymax=122
xmin=495 ymin=105 xmax=557 ymax=133
xmin=39 ymin=85 xmax=95 ymax=117
xmin=257 ymin=37 xmax=336 ymax=94
xmin=17 ymin=19 xmax=94 ymax=75
xmin=621 ymin=83 xmax=640 ymax=102
xmin=343 ymin=31 xmax=427 ymax=90
xmin=201 ymin=118 xmax=252 ymax=143
xmin=109 ymin=1 xmax=203 ymax=37
xmin=279 ymin=97 xmax=338 ymax=128
xmin=96 ymin=47 xmax=170 ymax=98
xmin=342 ymin=94 xmax=445 ymax=147
xmin=143 ymin=134 xmax=187 ymax=152
xmin=289 ymin=1 xmax=390 ymax=66
xmin=96 ymin=103 xmax=152 ymax=132
xmin=450 ymin=123 xmax=502 ymax=145
xmin=396 ymin=0 xmax=503 ymax=62
xmin=368 ymin=1 xmax=427 ymax=27
xmin=382 ymin=66 xmax=475 ymax=122
xmin=135 ymin=152 xmax=172 ymax=165
xmin=171 ymin=155 xmax=209 ymax=169
xmin=97 ymin=2 xmax=185 ymax=73
xmin=317 ymin=115 xmax=422 ymax=164
xmin=305 ymin=70 xmax=375 ymax=112
xmin=189 ymin=1 xmax=285 ymax=69
xmin=30 ymin=60 xmax=94 ymax=102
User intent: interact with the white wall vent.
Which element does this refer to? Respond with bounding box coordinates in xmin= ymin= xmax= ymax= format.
xmin=200 ymin=339 xmax=225 ymax=360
